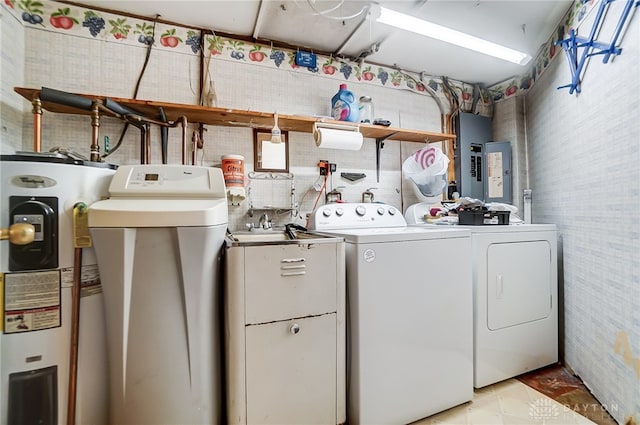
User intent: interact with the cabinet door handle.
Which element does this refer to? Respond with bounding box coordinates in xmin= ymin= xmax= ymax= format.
xmin=281 ymin=258 xmax=305 ymax=263
xmin=281 ymin=271 xmax=306 ymax=277
xmin=496 ymin=275 xmax=504 ymax=299
xmin=290 ymin=323 xmax=300 ymax=334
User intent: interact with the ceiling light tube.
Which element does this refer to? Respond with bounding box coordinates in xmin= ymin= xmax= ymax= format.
xmin=377 ymin=6 xmax=532 ymax=65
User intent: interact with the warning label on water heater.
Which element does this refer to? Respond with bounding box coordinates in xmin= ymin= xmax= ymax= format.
xmin=3 ymin=270 xmax=61 ymax=334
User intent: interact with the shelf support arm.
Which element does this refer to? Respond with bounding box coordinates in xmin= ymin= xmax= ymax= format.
xmin=375 ymin=132 xmax=398 ymax=183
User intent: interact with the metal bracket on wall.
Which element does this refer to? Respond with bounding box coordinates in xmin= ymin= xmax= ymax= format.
xmin=375 ymin=132 xmax=398 ymax=182
xmin=556 ymin=0 xmax=639 ymax=95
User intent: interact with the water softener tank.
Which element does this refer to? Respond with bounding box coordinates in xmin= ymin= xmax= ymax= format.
xmin=0 ymin=152 xmax=115 ymax=425
xmin=88 ymin=164 xmax=228 ymax=425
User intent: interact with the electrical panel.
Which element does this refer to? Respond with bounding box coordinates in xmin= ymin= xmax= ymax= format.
xmin=484 ymin=141 xmax=512 ymax=204
xmin=455 ymin=112 xmax=492 ymax=200
xmin=454 ymin=113 xmax=512 ymax=204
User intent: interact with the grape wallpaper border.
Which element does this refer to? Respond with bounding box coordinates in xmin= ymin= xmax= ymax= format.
xmin=3 ymin=0 xmax=597 ymax=111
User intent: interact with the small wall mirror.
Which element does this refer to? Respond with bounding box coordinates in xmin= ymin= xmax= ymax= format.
xmin=253 ymin=129 xmax=289 ymax=172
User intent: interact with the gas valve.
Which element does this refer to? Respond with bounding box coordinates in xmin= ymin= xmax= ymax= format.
xmin=0 ymin=223 xmax=35 ymax=245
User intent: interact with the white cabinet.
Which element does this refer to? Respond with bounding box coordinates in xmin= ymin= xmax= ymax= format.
xmin=225 ymin=238 xmax=346 ymax=425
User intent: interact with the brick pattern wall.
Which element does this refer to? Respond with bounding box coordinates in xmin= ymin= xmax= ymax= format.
xmin=5 ymin=20 xmax=443 ymax=231
xmin=524 ymin=3 xmax=640 ymax=422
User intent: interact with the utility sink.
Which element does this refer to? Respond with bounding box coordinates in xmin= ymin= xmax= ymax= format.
xmin=228 ymin=230 xmax=340 ymax=246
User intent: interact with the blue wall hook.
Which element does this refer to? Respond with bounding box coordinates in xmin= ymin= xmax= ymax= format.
xmin=557 ymin=0 xmax=638 ymax=94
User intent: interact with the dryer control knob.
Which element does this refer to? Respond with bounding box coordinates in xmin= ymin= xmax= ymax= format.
xmin=377 ymin=207 xmax=385 ymax=215
xmin=388 ymin=207 xmax=397 ymax=215
xmin=322 ymin=208 xmax=332 ymax=217
xmin=335 ymin=207 xmax=344 ymax=216
xmin=355 ymin=205 xmax=366 ymax=216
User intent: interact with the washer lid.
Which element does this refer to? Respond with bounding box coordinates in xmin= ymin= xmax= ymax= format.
xmin=314 ymin=225 xmax=469 ymax=243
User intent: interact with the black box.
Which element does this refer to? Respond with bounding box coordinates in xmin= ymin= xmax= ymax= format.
xmin=458 ymin=209 xmax=510 ymax=225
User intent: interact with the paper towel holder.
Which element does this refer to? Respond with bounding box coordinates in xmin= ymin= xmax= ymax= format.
xmin=313 ymin=121 xmax=363 ymax=151
xmin=313 ymin=122 xmax=360 ymax=134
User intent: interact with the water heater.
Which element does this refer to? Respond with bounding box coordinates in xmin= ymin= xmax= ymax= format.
xmin=0 ymin=152 xmax=115 ymax=425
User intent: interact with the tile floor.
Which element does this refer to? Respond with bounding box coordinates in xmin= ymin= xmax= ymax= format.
xmin=516 ymin=365 xmax=618 ymax=425
xmin=411 ymin=378 xmax=597 ymax=425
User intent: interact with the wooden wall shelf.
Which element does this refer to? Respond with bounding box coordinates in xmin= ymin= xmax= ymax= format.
xmin=15 ymin=87 xmax=455 ymax=144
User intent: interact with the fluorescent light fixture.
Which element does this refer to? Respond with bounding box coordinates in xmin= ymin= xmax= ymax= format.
xmin=376 ymin=6 xmax=532 ymax=66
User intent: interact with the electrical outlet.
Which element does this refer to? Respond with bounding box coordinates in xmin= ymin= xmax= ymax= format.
xmin=318 ymin=160 xmax=329 ymax=175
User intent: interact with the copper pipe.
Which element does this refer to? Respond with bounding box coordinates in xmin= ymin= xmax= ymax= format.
xmin=179 ymin=116 xmax=188 ymax=165
xmin=32 ymin=96 xmax=43 ymax=152
xmin=67 ymin=246 xmax=82 ymax=425
xmin=90 ymin=102 xmax=101 ymax=162
xmin=145 ymin=123 xmax=152 ymax=164
xmin=119 ymin=114 xmax=188 ymax=164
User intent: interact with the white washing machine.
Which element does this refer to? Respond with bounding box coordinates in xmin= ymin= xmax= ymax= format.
xmin=0 ymin=152 xmax=115 ymax=425
xmin=88 ymin=164 xmax=228 ymax=425
xmin=405 ymin=203 xmax=558 ymax=388
xmin=309 ymin=203 xmax=473 ymax=425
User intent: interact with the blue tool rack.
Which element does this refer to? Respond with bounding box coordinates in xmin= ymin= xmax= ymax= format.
xmin=556 ymin=0 xmax=639 ymax=94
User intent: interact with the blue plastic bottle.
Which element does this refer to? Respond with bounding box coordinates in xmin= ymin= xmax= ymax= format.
xmin=331 ymin=84 xmax=359 ymax=122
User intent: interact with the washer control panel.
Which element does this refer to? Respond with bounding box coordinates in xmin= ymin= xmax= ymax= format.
xmin=309 ymin=203 xmax=406 ymax=230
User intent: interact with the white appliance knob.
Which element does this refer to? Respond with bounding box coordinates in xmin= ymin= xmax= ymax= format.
xmin=377 ymin=207 xmax=385 ymax=215
xmin=336 ymin=207 xmax=344 ymax=216
xmin=290 ymin=324 xmax=300 ymax=334
xmin=388 ymin=207 xmax=397 ymax=215
xmin=322 ymin=208 xmax=332 ymax=217
xmin=355 ymin=206 xmax=366 ymax=216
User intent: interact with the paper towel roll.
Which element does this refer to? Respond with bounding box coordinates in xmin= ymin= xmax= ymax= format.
xmin=314 ymin=127 xmax=363 ymax=150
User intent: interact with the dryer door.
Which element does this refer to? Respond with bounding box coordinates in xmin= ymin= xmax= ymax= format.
xmin=487 ymin=240 xmax=552 ymax=330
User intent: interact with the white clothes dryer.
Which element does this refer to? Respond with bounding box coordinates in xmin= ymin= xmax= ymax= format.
xmin=309 ymin=203 xmax=473 ymax=425
xmin=406 ymin=202 xmax=558 ymax=389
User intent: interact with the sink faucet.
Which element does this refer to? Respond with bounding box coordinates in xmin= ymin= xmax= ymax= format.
xmin=258 ymin=213 xmax=272 ymax=230
xmin=362 ymin=188 xmax=376 ymax=203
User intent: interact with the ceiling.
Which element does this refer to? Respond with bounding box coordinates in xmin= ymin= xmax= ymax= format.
xmin=80 ymin=0 xmax=573 ymax=86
